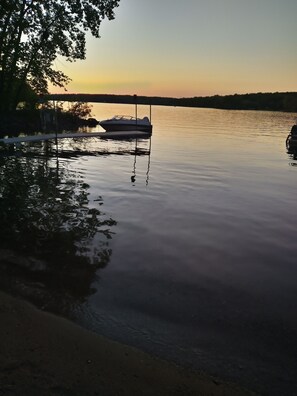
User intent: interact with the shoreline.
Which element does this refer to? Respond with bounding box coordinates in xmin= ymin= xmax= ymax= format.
xmin=0 ymin=290 xmax=257 ymax=396
xmin=47 ymin=92 xmax=297 ymax=113
xmin=0 ymin=109 xmax=98 ymax=136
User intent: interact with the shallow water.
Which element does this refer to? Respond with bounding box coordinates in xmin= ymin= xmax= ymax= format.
xmin=0 ymin=104 xmax=297 ymax=395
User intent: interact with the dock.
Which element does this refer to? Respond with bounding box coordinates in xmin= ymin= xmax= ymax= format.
xmin=0 ymin=130 xmax=151 ymax=145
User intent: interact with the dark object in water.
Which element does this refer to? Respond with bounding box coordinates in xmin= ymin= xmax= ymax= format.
xmin=286 ymin=125 xmax=297 ymax=150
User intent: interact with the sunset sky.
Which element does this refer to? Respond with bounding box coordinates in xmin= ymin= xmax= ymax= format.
xmin=51 ymin=0 xmax=297 ymax=98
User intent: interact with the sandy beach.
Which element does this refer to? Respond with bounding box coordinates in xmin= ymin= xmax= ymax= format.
xmin=0 ymin=291 xmax=258 ymax=396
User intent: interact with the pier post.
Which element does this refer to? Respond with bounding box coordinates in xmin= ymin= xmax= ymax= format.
xmin=134 ymin=94 xmax=138 ymax=127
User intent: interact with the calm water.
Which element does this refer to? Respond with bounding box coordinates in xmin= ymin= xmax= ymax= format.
xmin=0 ymin=104 xmax=297 ymax=395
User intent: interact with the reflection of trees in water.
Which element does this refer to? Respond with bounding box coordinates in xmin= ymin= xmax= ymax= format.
xmin=0 ymin=153 xmax=116 ymax=312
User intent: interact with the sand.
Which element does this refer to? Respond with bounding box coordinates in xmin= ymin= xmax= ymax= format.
xmin=0 ymin=291 xmax=257 ymax=396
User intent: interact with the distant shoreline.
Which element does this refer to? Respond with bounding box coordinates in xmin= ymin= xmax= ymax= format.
xmin=46 ymin=92 xmax=297 ymax=113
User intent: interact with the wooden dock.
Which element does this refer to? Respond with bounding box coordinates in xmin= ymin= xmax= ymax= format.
xmin=0 ymin=130 xmax=151 ymax=145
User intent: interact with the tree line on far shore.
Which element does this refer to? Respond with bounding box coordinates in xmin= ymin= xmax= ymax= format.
xmin=46 ymin=92 xmax=297 ymax=113
xmin=1 ymin=3 xmax=295 ymax=117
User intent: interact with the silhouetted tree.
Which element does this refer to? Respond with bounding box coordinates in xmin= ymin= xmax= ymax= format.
xmin=0 ymin=0 xmax=120 ymax=112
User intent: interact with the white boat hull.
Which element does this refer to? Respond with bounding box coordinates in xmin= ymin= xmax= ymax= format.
xmin=99 ymin=116 xmax=152 ymax=133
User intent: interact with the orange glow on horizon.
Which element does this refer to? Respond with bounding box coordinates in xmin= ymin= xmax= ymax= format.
xmin=48 ymin=1 xmax=297 ymax=98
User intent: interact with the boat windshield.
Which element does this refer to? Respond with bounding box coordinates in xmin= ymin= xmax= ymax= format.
xmin=113 ymin=115 xmax=137 ymax=121
xmin=110 ymin=115 xmax=150 ymax=123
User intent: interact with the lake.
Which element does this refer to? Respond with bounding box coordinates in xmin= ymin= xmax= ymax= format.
xmin=0 ymin=104 xmax=296 ymax=395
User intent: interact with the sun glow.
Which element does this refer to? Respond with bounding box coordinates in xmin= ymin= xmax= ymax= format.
xmin=50 ymin=0 xmax=297 ymax=97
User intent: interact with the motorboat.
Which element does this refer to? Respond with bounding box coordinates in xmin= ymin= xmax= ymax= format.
xmin=99 ymin=115 xmax=152 ymax=133
xmin=286 ymin=124 xmax=297 ymax=150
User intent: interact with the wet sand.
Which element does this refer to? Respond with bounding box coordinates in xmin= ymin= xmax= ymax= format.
xmin=0 ymin=291 xmax=257 ymax=396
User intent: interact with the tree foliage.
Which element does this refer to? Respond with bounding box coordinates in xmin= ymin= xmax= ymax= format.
xmin=67 ymin=101 xmax=93 ymax=118
xmin=0 ymin=0 xmax=120 ymax=112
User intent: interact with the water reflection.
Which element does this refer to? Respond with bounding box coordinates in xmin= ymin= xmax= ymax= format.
xmin=131 ymin=138 xmax=152 ymax=186
xmin=0 ymin=147 xmax=117 ymax=314
xmin=288 ymin=153 xmax=297 ymax=166
xmin=286 ymin=146 xmax=297 ymax=166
